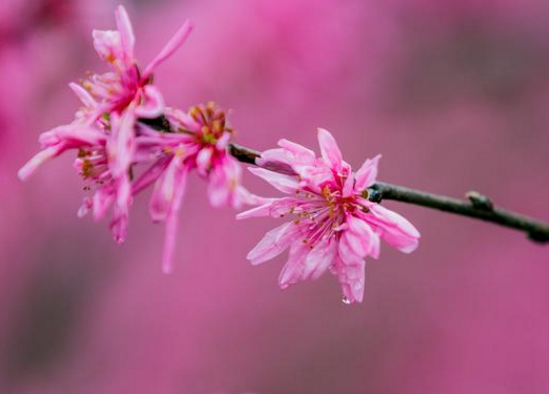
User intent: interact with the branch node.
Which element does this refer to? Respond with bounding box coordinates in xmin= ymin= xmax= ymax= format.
xmin=466 ymin=191 xmax=494 ymax=211
xmin=365 ymin=187 xmax=383 ymax=203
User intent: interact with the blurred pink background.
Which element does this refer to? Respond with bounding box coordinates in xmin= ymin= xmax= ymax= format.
xmin=1 ymin=0 xmax=548 ymax=393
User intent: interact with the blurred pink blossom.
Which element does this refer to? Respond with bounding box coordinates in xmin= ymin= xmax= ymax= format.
xmin=16 ymin=5 xmax=251 ymax=272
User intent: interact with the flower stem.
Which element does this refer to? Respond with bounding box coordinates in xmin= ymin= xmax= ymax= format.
xmin=228 ymin=143 xmax=549 ymax=244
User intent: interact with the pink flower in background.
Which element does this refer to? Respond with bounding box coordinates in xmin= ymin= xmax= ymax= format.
xmin=133 ymin=102 xmax=252 ymax=273
xmin=18 ymin=5 xmax=194 ymax=244
xmin=238 ymin=128 xmax=420 ymax=303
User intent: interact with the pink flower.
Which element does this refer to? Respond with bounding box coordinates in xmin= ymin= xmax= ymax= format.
xmin=81 ymin=5 xmax=193 ymax=119
xmin=18 ymin=5 xmax=194 ymax=245
xmin=238 ymin=128 xmax=420 ymax=304
xmin=132 ymin=102 xmax=252 ymax=273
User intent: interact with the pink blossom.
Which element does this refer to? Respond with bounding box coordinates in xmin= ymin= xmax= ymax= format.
xmin=132 ymin=102 xmax=252 ymax=273
xmin=81 ymin=5 xmax=193 ymax=119
xmin=18 ymin=5 xmax=194 ymax=246
xmin=238 ymin=128 xmax=420 ymax=304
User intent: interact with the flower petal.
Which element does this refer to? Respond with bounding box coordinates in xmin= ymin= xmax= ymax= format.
xmin=18 ymin=145 xmax=63 ymax=180
xmin=355 ymin=154 xmax=381 ymax=191
xmin=256 ymin=148 xmax=297 ymax=175
xmin=365 ymin=205 xmax=420 ymax=253
xmin=92 ymin=29 xmax=122 ymax=64
xmin=196 ymin=147 xmax=213 ymax=176
xmin=248 ymin=167 xmax=300 ymax=194
xmin=302 ymin=237 xmax=337 ymax=280
xmin=278 ymin=139 xmax=316 ymax=163
xmin=142 ymin=20 xmax=193 ymax=79
xmin=149 ymin=153 xmax=188 ymax=222
xmin=135 ymin=85 xmax=164 ymax=119
xmin=114 ymin=5 xmax=135 ymax=64
xmin=278 ymin=241 xmax=310 ymax=289
xmin=247 ymin=222 xmax=302 ymax=265
xmin=69 ymin=83 xmax=97 ymax=108
xmin=333 ymin=254 xmax=366 ymax=304
xmin=110 ymin=175 xmax=132 ymax=243
xmin=108 ymin=109 xmax=136 ymax=178
xmin=317 ymin=128 xmax=342 ymax=170
xmin=132 ymin=156 xmax=171 ymax=195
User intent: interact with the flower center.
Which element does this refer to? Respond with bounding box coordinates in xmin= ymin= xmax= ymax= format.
xmin=188 ymin=102 xmax=234 ymax=146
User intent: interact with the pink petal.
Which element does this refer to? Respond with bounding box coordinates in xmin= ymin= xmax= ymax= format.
xmin=132 ymin=156 xmax=171 ymax=195
xmin=92 ymin=29 xmax=122 ymax=64
xmin=236 ymin=202 xmax=275 ymax=220
xmin=365 ymin=205 xmax=420 ymax=253
xmin=333 ymin=255 xmax=366 ymax=304
xmin=69 ymin=83 xmax=97 ymax=108
xmin=92 ymin=186 xmax=115 ymax=221
xmin=196 ymin=147 xmax=213 ymax=176
xmin=108 ymin=109 xmax=136 ymax=178
xmin=216 ymin=132 xmax=231 ymax=150
xmin=247 ymin=222 xmax=302 ymax=265
xmin=18 ymin=145 xmax=62 ymax=180
xmin=355 ymin=154 xmax=381 ymax=191
xmin=256 ymin=148 xmax=297 ymax=175
xmin=149 ymin=154 xmax=187 ymax=222
xmin=248 ymin=167 xmax=300 ymax=194
xmin=302 ymin=237 xmax=337 ymax=280
xmin=278 ymin=139 xmax=316 ymax=163
xmin=135 ymin=85 xmax=164 ymax=118
xmin=39 ymin=124 xmax=105 ymax=147
xmin=142 ymin=20 xmax=194 ymax=79
xmin=207 ymin=156 xmax=243 ymax=208
xmin=342 ymin=173 xmax=355 ymax=197
xmin=114 ymin=5 xmax=135 ymax=63
xmin=77 ymin=197 xmax=93 ymax=218
xmin=110 ymin=175 xmax=132 ymax=243
xmin=236 ymin=197 xmax=298 ymax=220
xmin=345 ymin=215 xmax=380 ymax=258
xmin=160 ymin=166 xmax=189 ymax=274
xmin=278 ymin=241 xmax=310 ymax=289
xmin=317 ymin=128 xmax=342 ymax=170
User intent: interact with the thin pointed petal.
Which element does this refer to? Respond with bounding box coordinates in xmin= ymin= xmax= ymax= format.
xmin=247 ymin=222 xmax=301 ymax=265
xmin=355 ymin=154 xmax=381 ymax=190
xmin=317 ymin=128 xmax=342 ymax=169
xmin=69 ymin=83 xmax=97 ymax=107
xmin=115 ymin=5 xmax=135 ymax=61
xmin=248 ymin=167 xmax=300 ymax=194
xmin=18 ymin=145 xmax=62 ymax=180
xmin=142 ymin=20 xmax=193 ymax=79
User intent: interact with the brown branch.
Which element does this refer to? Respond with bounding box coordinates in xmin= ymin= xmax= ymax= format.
xmin=140 ymin=117 xmax=549 ymax=244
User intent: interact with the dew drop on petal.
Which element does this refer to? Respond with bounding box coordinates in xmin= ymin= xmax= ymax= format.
xmin=342 ymin=296 xmax=351 ymax=305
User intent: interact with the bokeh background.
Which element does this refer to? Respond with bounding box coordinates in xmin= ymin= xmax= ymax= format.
xmin=1 ymin=0 xmax=548 ymax=393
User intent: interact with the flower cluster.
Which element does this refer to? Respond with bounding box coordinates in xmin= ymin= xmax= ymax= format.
xmin=18 ymin=6 xmax=251 ymax=273
xmin=19 ymin=6 xmax=420 ymax=303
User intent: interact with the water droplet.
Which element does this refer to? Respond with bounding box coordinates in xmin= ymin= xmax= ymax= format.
xmin=342 ymin=296 xmax=351 ymax=305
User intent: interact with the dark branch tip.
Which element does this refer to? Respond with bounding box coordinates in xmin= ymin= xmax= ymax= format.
xmin=527 ymin=230 xmax=549 ymax=244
